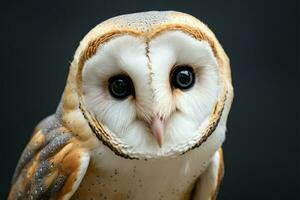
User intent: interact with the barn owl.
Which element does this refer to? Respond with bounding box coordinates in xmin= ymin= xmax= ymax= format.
xmin=8 ymin=11 xmax=233 ymax=200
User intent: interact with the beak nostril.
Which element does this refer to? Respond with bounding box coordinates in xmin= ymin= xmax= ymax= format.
xmin=150 ymin=115 xmax=164 ymax=148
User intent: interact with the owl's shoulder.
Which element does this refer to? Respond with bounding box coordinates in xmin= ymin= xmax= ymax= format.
xmin=8 ymin=114 xmax=90 ymax=200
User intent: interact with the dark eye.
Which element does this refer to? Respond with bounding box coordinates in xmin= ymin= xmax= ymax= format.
xmin=108 ymin=75 xmax=134 ymax=99
xmin=171 ymin=65 xmax=195 ymax=90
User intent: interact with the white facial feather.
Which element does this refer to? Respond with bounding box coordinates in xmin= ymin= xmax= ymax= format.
xmin=82 ymin=31 xmax=222 ymax=157
xmin=82 ymin=36 xmax=149 ymax=135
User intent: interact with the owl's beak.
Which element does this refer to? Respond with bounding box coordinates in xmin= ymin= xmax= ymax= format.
xmin=150 ymin=116 xmax=164 ymax=148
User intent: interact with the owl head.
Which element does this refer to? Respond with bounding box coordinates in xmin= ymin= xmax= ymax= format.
xmin=61 ymin=11 xmax=233 ymax=159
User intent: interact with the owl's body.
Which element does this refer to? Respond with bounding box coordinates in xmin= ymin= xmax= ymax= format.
xmin=9 ymin=11 xmax=233 ymax=200
xmin=75 ymin=141 xmax=212 ymax=200
xmin=73 ymin=131 xmax=223 ymax=200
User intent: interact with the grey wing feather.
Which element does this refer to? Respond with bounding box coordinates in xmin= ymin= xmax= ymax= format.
xmin=8 ymin=115 xmax=90 ymax=200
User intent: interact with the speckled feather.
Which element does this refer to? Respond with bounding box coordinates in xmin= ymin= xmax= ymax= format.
xmin=8 ymin=115 xmax=90 ymax=200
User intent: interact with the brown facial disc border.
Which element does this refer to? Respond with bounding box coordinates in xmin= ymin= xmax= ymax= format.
xmin=76 ymin=25 xmax=228 ymax=159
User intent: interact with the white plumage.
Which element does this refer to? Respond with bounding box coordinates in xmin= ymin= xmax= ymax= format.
xmin=82 ymin=31 xmax=221 ymax=157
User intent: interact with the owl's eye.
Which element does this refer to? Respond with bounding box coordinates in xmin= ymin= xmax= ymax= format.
xmin=108 ymin=75 xmax=134 ymax=99
xmin=171 ymin=66 xmax=195 ymax=90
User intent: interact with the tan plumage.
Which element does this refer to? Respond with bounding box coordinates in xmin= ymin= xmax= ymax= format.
xmin=9 ymin=11 xmax=233 ymax=200
xmin=8 ymin=116 xmax=90 ymax=200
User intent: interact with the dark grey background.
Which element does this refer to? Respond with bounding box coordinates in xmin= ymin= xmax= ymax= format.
xmin=0 ymin=0 xmax=298 ymax=199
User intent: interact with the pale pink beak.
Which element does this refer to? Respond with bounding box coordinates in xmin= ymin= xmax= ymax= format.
xmin=150 ymin=116 xmax=164 ymax=148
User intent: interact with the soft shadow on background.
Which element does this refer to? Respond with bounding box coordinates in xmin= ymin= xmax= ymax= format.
xmin=0 ymin=0 xmax=298 ymax=199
